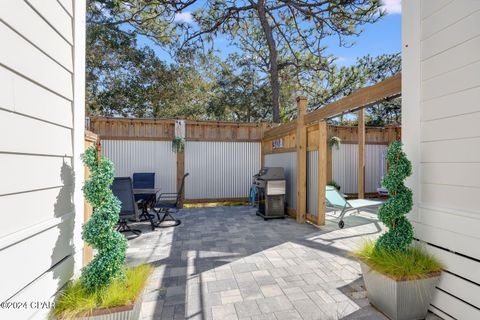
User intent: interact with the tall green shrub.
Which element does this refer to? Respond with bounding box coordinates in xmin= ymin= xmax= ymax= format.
xmin=80 ymin=146 xmax=127 ymax=292
xmin=376 ymin=141 xmax=414 ymax=252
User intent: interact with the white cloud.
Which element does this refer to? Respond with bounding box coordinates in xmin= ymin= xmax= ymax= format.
xmin=174 ymin=12 xmax=193 ymax=24
xmin=382 ymin=0 xmax=401 ymax=14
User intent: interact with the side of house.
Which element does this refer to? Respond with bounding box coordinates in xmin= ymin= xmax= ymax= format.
xmin=403 ymin=0 xmax=480 ymax=318
xmin=0 ymin=1 xmax=85 ymax=318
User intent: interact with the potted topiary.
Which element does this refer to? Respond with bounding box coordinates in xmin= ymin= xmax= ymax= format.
xmin=52 ymin=146 xmax=152 ymax=320
xmin=353 ymin=141 xmax=442 ymax=320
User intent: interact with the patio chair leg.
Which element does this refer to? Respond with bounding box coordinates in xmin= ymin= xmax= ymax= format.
xmin=155 ymin=209 xmax=181 ymax=228
xmin=117 ymin=220 xmax=141 ymax=238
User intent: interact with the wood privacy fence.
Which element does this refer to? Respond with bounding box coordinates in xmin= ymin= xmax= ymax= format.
xmin=262 ymin=120 xmax=400 ymax=223
xmin=88 ymin=115 xmax=399 ymax=216
xmin=83 ymin=130 xmax=99 ymax=266
xmin=261 ymin=74 xmax=402 ymax=226
xmin=88 ymin=117 xmax=272 ymax=204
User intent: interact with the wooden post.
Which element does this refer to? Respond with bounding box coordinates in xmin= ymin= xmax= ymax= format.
xmin=317 ymin=120 xmax=327 ymax=225
xmin=296 ymin=96 xmax=307 ymax=223
xmin=83 ymin=131 xmax=98 ymax=266
xmin=358 ymin=109 xmax=365 ymax=199
xmin=260 ymin=123 xmax=267 ymax=168
xmin=177 ymin=150 xmax=185 ymax=208
xmin=326 ymin=126 xmax=333 ymax=182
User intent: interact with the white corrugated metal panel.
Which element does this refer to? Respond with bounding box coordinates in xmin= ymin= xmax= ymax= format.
xmin=184 ymin=142 xmax=261 ymax=199
xmin=332 ymin=144 xmax=358 ymax=194
xmin=265 ymin=152 xmax=297 ymax=208
xmin=307 ymin=151 xmax=318 ymax=216
xmin=332 ymin=144 xmax=386 ymax=194
xmin=102 ymin=140 xmax=177 ymax=193
xmin=365 ymin=144 xmax=387 ymax=193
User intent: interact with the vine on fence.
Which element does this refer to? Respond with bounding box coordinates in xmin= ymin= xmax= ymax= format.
xmin=80 ymin=146 xmax=127 ymax=292
xmin=376 ymin=141 xmax=414 ymax=252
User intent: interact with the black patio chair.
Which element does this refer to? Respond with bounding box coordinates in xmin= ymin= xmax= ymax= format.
xmin=133 ymin=172 xmax=156 ymax=221
xmin=111 ymin=177 xmax=141 ymax=238
xmin=152 ymin=173 xmax=189 ymax=228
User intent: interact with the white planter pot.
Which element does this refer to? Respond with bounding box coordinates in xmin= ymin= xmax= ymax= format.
xmin=74 ymin=292 xmax=143 ymax=320
xmin=360 ymin=261 xmax=440 ymax=320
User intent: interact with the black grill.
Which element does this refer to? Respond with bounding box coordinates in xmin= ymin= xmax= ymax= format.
xmin=254 ymin=167 xmax=286 ymax=220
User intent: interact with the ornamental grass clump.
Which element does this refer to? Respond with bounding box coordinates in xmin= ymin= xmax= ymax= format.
xmin=80 ymin=146 xmax=127 ymax=292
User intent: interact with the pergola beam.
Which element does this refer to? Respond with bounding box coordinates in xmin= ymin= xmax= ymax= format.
xmin=304 ymin=73 xmax=402 ymax=124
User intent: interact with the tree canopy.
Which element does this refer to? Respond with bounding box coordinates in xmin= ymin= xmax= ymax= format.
xmin=85 ymin=0 xmax=401 ymax=126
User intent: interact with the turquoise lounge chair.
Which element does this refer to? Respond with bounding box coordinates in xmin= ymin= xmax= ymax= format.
xmin=325 ymin=186 xmax=382 ymax=229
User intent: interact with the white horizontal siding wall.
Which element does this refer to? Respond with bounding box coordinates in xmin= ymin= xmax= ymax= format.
xmin=102 ymin=140 xmax=177 ymax=194
xmin=185 ymin=142 xmax=260 ymax=199
xmin=265 ymin=152 xmax=297 ymax=208
xmin=403 ymin=1 xmax=480 ymax=318
xmin=0 ymin=1 xmax=84 ymax=319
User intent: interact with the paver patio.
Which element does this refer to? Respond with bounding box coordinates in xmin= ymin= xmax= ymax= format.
xmin=125 ymin=206 xmax=428 ymax=320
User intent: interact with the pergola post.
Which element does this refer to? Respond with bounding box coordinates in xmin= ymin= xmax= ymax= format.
xmin=296 ymin=96 xmax=307 ymax=223
xmin=326 ymin=125 xmax=332 ymax=182
xmin=317 ymin=120 xmax=327 ymax=225
xmin=260 ymin=123 xmax=267 ymax=168
xmin=358 ymin=109 xmax=365 ymax=199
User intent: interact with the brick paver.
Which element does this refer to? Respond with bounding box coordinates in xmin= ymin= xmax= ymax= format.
xmin=125 ymin=206 xmax=405 ymax=319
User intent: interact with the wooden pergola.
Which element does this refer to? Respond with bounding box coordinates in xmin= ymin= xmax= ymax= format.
xmin=262 ymin=73 xmax=402 ymax=225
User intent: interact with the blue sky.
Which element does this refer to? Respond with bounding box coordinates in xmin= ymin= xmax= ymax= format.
xmin=142 ymin=0 xmax=402 ymax=66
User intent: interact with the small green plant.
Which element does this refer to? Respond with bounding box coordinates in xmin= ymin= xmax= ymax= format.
xmin=376 ymin=140 xmax=414 ymax=252
xmin=53 ymin=264 xmax=153 ymax=319
xmin=327 ymin=180 xmax=340 ymax=191
xmin=353 ymin=241 xmax=442 ymax=280
xmin=80 ymin=146 xmax=127 ymax=292
xmin=172 ymin=136 xmax=185 ymax=153
xmin=328 ymin=136 xmax=341 ymax=149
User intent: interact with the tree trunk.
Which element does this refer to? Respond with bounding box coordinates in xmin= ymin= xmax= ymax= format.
xmin=257 ymin=0 xmax=280 ymax=123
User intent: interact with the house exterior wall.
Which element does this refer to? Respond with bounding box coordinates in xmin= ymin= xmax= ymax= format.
xmin=0 ymin=1 xmax=85 ymax=318
xmin=403 ymin=1 xmax=480 ymax=319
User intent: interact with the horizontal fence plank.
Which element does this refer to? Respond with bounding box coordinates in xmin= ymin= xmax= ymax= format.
xmin=89 ymin=117 xmax=266 ymax=142
xmin=424 ymin=244 xmax=480 ymax=285
xmin=438 ymin=270 xmax=480 ymax=308
xmin=413 ymin=221 xmax=480 ymax=261
xmin=431 ymin=288 xmax=480 ymax=320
